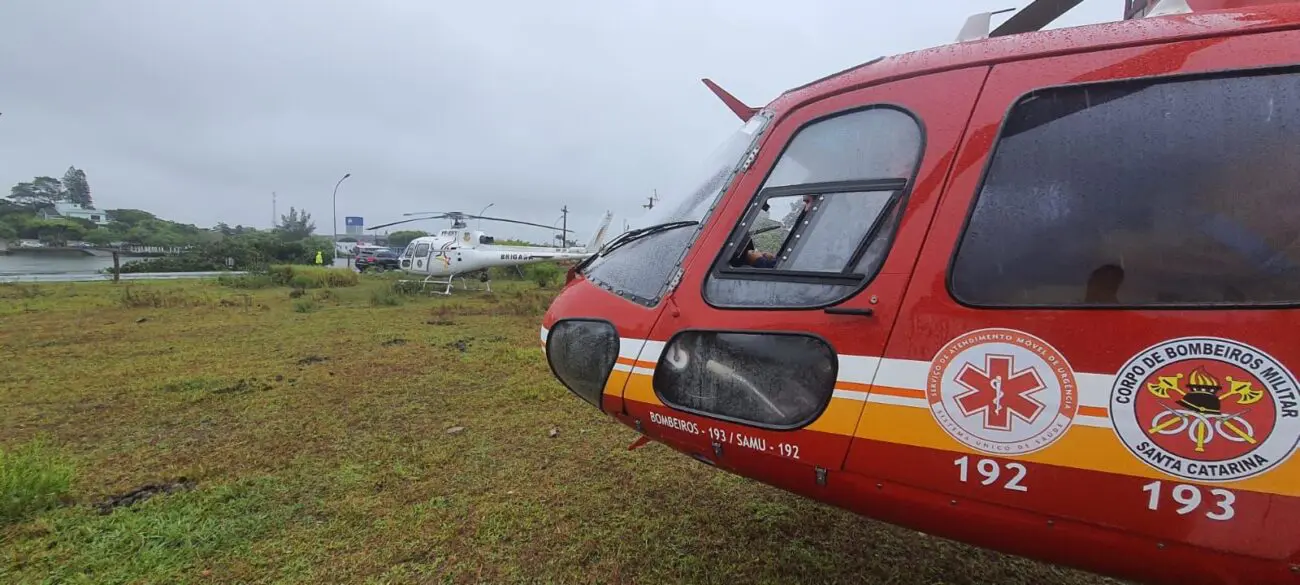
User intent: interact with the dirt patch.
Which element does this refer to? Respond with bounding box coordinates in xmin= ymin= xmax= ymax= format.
xmin=443 ymin=338 xmax=472 ymax=353
xmin=94 ymin=478 xmax=197 ymax=515
xmin=213 ymin=378 xmax=273 ymax=394
xmin=381 ymin=338 xmax=407 ymax=347
xmin=297 ymin=355 xmax=328 ymax=366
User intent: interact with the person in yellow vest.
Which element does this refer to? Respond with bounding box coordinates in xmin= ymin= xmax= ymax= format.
xmin=314 ymin=250 xmax=323 ymax=265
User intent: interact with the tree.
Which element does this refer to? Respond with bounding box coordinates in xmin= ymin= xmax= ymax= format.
xmin=62 ymin=166 xmax=92 ymax=208
xmin=277 ymin=206 xmax=315 ymax=240
xmin=83 ymin=229 xmax=115 ymax=246
xmin=105 ymin=209 xmax=156 ymax=226
xmin=30 ymin=218 xmax=85 ymax=245
xmin=8 ymin=176 xmax=65 ymax=208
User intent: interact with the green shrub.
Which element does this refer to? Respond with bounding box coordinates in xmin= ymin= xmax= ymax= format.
xmin=119 ymin=287 xmax=210 ymax=308
xmin=292 ymin=298 xmax=317 ymax=313
xmin=369 ymin=289 xmax=402 ymax=307
xmin=1 ymin=438 xmax=75 ymax=525
xmin=216 ymin=273 xmax=276 ymax=289
xmin=391 ymin=279 xmax=423 ymax=296
xmin=267 ymin=265 xmax=358 ymax=289
xmin=525 ymin=263 xmax=561 ymax=288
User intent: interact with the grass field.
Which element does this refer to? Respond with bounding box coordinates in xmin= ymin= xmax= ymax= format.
xmin=0 ymin=275 xmax=1126 ymax=585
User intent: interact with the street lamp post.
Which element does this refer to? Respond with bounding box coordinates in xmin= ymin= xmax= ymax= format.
xmin=332 ymin=173 xmax=351 ymax=264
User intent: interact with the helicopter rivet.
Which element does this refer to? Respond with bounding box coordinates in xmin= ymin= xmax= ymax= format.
xmin=1046 ymin=519 xmax=1054 ymax=526
xmin=1290 ymin=565 xmax=1300 ymax=574
xmin=1156 ymin=543 xmax=1166 ymax=550
xmin=875 ymin=483 xmax=882 ymax=489
xmin=949 ymin=499 xmax=957 ymax=506
xmin=870 ymin=295 xmax=879 ymax=304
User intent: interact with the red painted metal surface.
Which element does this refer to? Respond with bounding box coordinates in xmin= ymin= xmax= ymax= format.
xmin=541 ymin=4 xmax=1300 ymax=584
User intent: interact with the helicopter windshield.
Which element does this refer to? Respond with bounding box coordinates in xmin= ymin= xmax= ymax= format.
xmin=641 ymin=112 xmax=772 ymax=227
xmin=581 ymin=110 xmax=772 ymax=306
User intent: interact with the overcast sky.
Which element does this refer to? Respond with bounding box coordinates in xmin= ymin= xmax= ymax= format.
xmin=0 ymin=0 xmax=1118 ymax=242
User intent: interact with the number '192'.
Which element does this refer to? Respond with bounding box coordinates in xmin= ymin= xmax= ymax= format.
xmin=954 ymin=455 xmax=1027 ymax=492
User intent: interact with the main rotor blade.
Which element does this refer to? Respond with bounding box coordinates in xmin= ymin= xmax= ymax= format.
xmin=366 ymin=217 xmax=435 ymax=230
xmin=472 ymin=214 xmax=574 ymax=232
xmin=989 ymin=0 xmax=1084 ymax=37
xmin=402 ymin=211 xmax=453 ymax=217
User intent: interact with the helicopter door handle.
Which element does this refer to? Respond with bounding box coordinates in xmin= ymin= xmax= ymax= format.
xmin=824 ymin=307 xmax=874 ymax=317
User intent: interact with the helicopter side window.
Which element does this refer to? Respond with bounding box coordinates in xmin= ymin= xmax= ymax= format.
xmin=950 ymin=67 xmax=1300 ymax=307
xmin=705 ymin=105 xmax=923 ymax=308
xmin=413 ymin=243 xmax=430 ymax=258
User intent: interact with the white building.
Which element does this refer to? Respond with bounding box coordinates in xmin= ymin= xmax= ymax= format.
xmin=41 ymin=201 xmax=110 ymax=225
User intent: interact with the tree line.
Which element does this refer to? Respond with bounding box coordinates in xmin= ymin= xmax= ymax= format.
xmin=4 ymin=166 xmax=334 ymax=272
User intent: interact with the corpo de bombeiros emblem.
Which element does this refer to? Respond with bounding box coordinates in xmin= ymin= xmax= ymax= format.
xmin=1110 ymin=336 xmax=1300 ymax=483
xmin=928 ymin=328 xmax=1079 ymax=455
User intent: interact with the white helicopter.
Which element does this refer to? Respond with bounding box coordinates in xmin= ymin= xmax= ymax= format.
xmin=366 ymin=210 xmax=614 ymax=294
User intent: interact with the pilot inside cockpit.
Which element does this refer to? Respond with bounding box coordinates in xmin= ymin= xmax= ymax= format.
xmin=733 ymin=194 xmax=816 ymax=268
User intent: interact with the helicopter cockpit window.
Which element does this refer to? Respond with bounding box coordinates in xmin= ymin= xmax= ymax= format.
xmin=950 ymin=68 xmax=1300 ymax=307
xmin=413 ymin=242 xmax=430 ymax=258
xmin=705 ymin=106 xmax=923 ymax=308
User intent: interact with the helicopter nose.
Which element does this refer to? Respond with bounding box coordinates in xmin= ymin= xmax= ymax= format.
xmin=543 ymin=318 xmax=619 ymax=410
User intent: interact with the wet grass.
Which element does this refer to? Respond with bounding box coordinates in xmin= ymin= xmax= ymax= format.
xmin=0 ymin=276 xmax=1125 ymax=585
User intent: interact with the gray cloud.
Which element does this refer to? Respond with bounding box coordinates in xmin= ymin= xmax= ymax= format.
xmin=0 ymin=0 xmax=1116 ymax=242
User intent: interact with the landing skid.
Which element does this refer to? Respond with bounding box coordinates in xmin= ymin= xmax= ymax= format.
xmin=397 ymin=272 xmax=493 ymax=295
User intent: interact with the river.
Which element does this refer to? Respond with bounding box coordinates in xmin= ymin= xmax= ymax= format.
xmin=0 ymin=250 xmax=118 ymax=276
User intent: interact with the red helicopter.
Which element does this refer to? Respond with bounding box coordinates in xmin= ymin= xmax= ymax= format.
xmin=540 ymin=1 xmax=1300 ymax=584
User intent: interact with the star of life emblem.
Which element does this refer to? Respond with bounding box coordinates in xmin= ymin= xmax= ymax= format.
xmin=928 ymin=328 xmax=1079 ymax=455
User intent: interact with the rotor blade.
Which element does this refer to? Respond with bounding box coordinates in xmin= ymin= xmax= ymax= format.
xmin=471 ymin=214 xmax=574 ymax=232
xmin=402 ymin=211 xmax=452 ymax=217
xmin=366 ymin=217 xmax=436 ymax=230
xmin=701 ymin=78 xmax=758 ymax=122
xmin=989 ymin=0 xmax=1084 ymax=37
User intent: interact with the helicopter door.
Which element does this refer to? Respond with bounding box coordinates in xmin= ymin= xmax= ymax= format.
xmin=626 ymin=67 xmax=990 ymax=481
xmin=411 ymin=242 xmax=430 ymax=272
xmin=859 ymin=32 xmax=1300 ymax=563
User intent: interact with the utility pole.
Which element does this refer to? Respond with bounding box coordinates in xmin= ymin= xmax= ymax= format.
xmin=271 ymin=192 xmax=277 ymax=228
xmin=561 ymin=205 xmax=568 ymax=248
xmin=331 ymin=173 xmax=352 ymax=263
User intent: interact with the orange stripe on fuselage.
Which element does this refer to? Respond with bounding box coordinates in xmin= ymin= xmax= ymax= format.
xmin=616 ymin=356 xmax=657 ymax=369
xmin=611 ymin=372 xmax=1296 ymax=497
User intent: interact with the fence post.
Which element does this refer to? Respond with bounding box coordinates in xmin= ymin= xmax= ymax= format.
xmin=112 ymin=251 xmax=120 ymax=283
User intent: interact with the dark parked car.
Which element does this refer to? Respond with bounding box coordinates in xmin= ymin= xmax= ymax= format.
xmin=355 ymin=249 xmax=401 ymax=272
